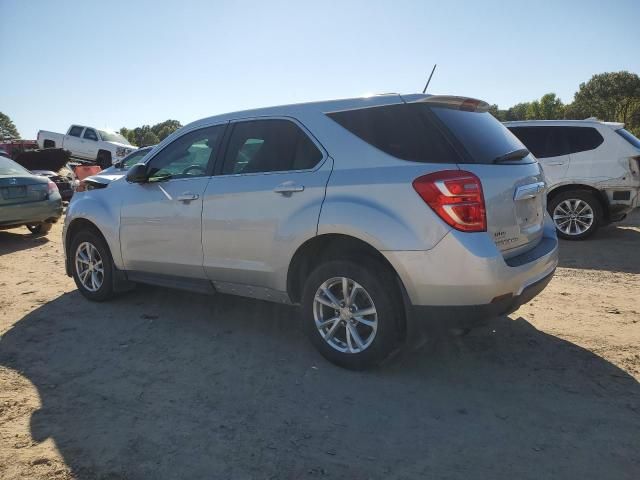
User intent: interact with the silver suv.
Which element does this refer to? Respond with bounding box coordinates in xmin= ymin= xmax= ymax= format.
xmin=63 ymin=94 xmax=558 ymax=369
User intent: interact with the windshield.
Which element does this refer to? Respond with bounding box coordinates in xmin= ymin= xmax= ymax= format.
xmin=98 ymin=130 xmax=131 ymax=145
xmin=429 ymin=106 xmax=531 ymax=164
xmin=122 ymin=148 xmax=152 ymax=168
xmin=0 ymin=157 xmax=31 ymax=176
xmin=616 ymin=128 xmax=640 ymax=150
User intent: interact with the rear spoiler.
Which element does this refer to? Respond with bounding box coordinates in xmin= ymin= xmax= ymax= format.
xmin=401 ymin=94 xmax=490 ymax=113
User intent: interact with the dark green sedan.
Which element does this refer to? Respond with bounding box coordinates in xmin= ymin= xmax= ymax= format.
xmin=0 ymin=156 xmax=63 ymax=235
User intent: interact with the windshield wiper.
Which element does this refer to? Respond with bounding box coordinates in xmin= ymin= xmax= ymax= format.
xmin=492 ymin=148 xmax=530 ymax=164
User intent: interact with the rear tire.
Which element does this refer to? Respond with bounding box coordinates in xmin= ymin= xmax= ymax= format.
xmin=70 ymin=230 xmax=115 ymax=301
xmin=26 ymin=223 xmax=52 ymax=235
xmin=548 ymin=190 xmax=603 ymax=240
xmin=301 ymin=259 xmax=401 ymax=370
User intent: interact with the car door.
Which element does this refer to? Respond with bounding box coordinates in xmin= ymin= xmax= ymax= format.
xmin=508 ymin=126 xmax=570 ymax=186
xmin=64 ymin=126 xmax=87 ymax=159
xmin=201 ymin=118 xmax=331 ymax=294
xmin=82 ymin=128 xmax=100 ymax=159
xmin=119 ymin=123 xmax=226 ymax=278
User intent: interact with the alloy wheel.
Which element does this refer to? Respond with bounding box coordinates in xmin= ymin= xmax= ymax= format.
xmin=552 ymin=199 xmax=594 ymax=236
xmin=312 ymin=277 xmax=378 ymax=354
xmin=75 ymin=241 xmax=104 ymax=292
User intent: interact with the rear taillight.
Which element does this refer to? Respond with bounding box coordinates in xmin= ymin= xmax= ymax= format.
xmin=47 ymin=180 xmax=58 ymax=195
xmin=412 ymin=170 xmax=487 ymax=232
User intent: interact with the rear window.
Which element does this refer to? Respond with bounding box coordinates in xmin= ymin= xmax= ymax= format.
xmin=616 ymin=128 xmax=640 ymax=149
xmin=0 ymin=157 xmax=30 ymax=175
xmin=327 ymin=103 xmax=527 ymax=164
xmin=326 ymin=104 xmax=461 ymax=163
xmin=430 ymin=107 xmax=528 ymax=164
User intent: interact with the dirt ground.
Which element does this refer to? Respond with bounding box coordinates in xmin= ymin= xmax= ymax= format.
xmin=0 ymin=212 xmax=639 ymax=479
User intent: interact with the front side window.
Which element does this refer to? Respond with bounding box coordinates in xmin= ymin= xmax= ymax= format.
xmin=146 ymin=125 xmax=224 ymax=181
xmin=98 ymin=130 xmax=131 ymax=145
xmin=68 ymin=126 xmax=84 ymax=137
xmin=221 ymin=119 xmax=323 ymax=175
xmin=83 ymin=128 xmax=99 ymax=141
xmin=121 ymin=148 xmax=151 ymax=168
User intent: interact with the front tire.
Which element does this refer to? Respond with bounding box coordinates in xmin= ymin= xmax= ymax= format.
xmin=70 ymin=230 xmax=115 ymax=301
xmin=548 ymin=190 xmax=603 ymax=240
xmin=301 ymin=259 xmax=401 ymax=370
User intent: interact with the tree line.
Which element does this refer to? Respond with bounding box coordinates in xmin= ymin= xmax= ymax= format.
xmin=488 ymin=71 xmax=640 ymax=135
xmin=1 ymin=71 xmax=639 ymax=143
xmin=119 ymin=120 xmax=182 ymax=147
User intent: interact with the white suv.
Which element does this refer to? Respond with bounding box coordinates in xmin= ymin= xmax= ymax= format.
xmin=505 ymin=120 xmax=640 ymax=239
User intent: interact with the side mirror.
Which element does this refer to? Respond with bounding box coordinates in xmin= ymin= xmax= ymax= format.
xmin=126 ymin=163 xmax=148 ymax=183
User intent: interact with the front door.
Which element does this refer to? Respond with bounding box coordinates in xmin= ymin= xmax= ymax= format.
xmin=82 ymin=128 xmax=100 ymax=159
xmin=119 ymin=124 xmax=226 ymax=278
xmin=202 ymin=118 xmax=331 ymax=292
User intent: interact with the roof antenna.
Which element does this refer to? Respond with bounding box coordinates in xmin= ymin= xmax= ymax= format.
xmin=422 ymin=64 xmax=437 ymax=94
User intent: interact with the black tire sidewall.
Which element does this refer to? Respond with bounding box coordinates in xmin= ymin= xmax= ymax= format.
xmin=301 ymin=259 xmax=400 ymax=370
xmin=70 ymin=230 xmax=114 ymax=301
xmin=27 ymin=223 xmax=51 ymax=235
xmin=548 ymin=191 xmax=603 ymax=240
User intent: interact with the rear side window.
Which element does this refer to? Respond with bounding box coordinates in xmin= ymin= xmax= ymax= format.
xmin=616 ymin=128 xmax=640 ymax=149
xmin=508 ymin=127 xmax=569 ymax=158
xmin=327 ymin=104 xmax=460 ymax=163
xmin=566 ymin=127 xmax=603 ymax=154
xmin=221 ymin=119 xmax=323 ymax=174
xmin=68 ymin=126 xmax=84 ymax=137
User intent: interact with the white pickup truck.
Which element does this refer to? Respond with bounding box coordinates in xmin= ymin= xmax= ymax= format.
xmin=37 ymin=125 xmax=137 ymax=168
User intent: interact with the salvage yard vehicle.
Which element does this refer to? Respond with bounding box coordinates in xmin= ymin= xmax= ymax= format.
xmin=0 ymin=156 xmax=63 ymax=235
xmin=76 ymin=146 xmax=155 ymax=192
xmin=63 ymin=94 xmax=558 ymax=369
xmin=505 ymin=120 xmax=640 ymax=239
xmin=37 ymin=125 xmax=136 ymax=168
xmin=14 ymin=148 xmax=77 ymax=201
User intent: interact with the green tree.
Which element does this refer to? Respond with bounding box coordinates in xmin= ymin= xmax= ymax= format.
xmin=525 ymin=93 xmax=564 ymax=120
xmin=140 ymin=131 xmax=160 ymax=146
xmin=570 ymin=71 xmax=640 ymax=127
xmin=488 ymin=104 xmax=507 ymax=121
xmin=505 ymin=102 xmax=530 ymax=121
xmin=151 ymin=119 xmax=182 ymax=140
xmin=0 ymin=112 xmax=20 ymax=141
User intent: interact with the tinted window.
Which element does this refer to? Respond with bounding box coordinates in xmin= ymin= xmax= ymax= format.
xmin=567 ymin=127 xmax=603 ymax=154
xmin=122 ymin=148 xmax=152 ymax=168
xmin=616 ymin=128 xmax=640 ymax=149
xmin=327 ymin=104 xmax=461 ymax=164
xmin=430 ymin=107 xmax=528 ymax=164
xmin=508 ymin=127 xmax=570 ymax=158
xmin=147 ymin=125 xmax=224 ymax=181
xmin=221 ymin=120 xmax=322 ymax=175
xmin=68 ymin=126 xmax=84 ymax=137
xmin=83 ymin=128 xmax=98 ymax=141
xmin=0 ymin=157 xmax=30 ymax=175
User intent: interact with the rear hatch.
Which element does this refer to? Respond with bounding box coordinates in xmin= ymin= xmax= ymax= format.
xmin=405 ymin=95 xmax=546 ymax=258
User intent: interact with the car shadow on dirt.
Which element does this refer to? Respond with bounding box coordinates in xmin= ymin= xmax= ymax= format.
xmin=557 ymin=215 xmax=640 ymax=274
xmin=0 ymin=230 xmax=50 ymax=256
xmin=1 ymin=288 xmax=638 ymax=479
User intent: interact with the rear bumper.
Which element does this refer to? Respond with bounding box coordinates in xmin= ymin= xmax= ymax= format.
xmin=0 ymin=196 xmax=63 ymax=228
xmin=383 ymin=216 xmax=558 ymax=327
xmin=408 ymin=267 xmax=555 ymax=331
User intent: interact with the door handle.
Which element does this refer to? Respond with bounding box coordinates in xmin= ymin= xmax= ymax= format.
xmin=177 ymin=193 xmax=199 ymax=202
xmin=273 ymin=182 xmax=304 ymax=195
xmin=546 ymin=162 xmax=565 ymax=166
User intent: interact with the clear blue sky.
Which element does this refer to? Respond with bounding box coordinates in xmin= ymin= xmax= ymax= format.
xmin=1 ymin=0 xmax=638 ymax=139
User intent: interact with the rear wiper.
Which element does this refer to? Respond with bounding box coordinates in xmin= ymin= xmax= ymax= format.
xmin=492 ymin=148 xmax=530 ymax=163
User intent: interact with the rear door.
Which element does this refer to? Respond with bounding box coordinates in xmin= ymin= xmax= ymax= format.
xmin=64 ymin=126 xmax=88 ymax=160
xmin=82 ymin=128 xmax=100 ymax=159
xmin=427 ymin=106 xmax=548 ymax=258
xmin=201 ymin=118 xmax=331 ymax=291
xmin=507 ymin=126 xmax=571 ymax=186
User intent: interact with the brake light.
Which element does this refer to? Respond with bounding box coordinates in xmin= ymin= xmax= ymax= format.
xmin=412 ymin=170 xmax=487 ymax=232
xmin=47 ymin=180 xmax=58 ymax=195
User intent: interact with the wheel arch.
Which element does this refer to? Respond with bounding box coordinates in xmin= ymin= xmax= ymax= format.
xmin=286 ymin=233 xmax=409 ymax=336
xmin=65 ymin=218 xmax=111 ymax=275
xmin=547 ymin=183 xmax=609 ymax=219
